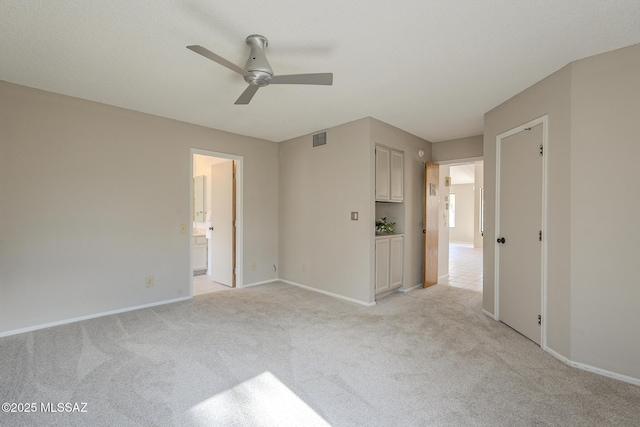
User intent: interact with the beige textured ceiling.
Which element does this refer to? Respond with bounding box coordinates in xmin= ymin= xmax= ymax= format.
xmin=1 ymin=1 xmax=639 ymax=142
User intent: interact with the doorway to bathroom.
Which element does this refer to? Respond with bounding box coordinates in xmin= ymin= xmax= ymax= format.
xmin=191 ymin=149 xmax=244 ymax=296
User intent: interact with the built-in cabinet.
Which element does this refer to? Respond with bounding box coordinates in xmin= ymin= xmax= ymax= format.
xmin=375 ymin=145 xmax=404 ymax=202
xmin=375 ymin=234 xmax=404 ymax=295
xmin=193 ymin=235 xmax=208 ymax=272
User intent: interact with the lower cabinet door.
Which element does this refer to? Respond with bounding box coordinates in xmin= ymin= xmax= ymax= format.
xmin=375 ymin=238 xmax=390 ymax=294
xmin=389 ymin=236 xmax=404 ymax=289
xmin=193 ymin=242 xmax=208 ymax=271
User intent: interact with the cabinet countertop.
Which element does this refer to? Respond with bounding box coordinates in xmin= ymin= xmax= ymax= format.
xmin=375 ymin=233 xmax=404 ymax=238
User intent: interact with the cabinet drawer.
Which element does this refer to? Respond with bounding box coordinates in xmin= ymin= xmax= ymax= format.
xmin=194 ymin=236 xmax=207 ymax=245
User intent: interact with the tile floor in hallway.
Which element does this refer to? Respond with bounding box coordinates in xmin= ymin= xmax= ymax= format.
xmin=440 ymin=242 xmax=483 ymax=292
xmin=193 ymin=274 xmax=232 ymax=296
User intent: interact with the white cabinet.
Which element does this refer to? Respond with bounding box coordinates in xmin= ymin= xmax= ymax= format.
xmin=193 ymin=235 xmax=208 ymax=272
xmin=375 ymin=145 xmax=403 ymax=202
xmin=375 ymin=234 xmax=404 ymax=295
xmin=390 ymin=150 xmax=404 ymax=202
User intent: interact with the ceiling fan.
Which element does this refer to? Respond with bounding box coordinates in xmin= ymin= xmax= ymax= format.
xmin=187 ymin=35 xmax=333 ymax=105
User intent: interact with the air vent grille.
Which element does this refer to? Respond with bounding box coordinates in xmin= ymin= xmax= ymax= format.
xmin=312 ymin=132 xmax=327 ymax=147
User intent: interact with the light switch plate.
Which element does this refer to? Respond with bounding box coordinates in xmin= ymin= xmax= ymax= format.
xmin=351 ymin=212 xmax=358 ymax=220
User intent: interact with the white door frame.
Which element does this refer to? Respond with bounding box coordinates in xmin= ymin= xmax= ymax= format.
xmin=190 ymin=148 xmax=244 ymax=296
xmin=494 ymin=115 xmax=548 ymax=348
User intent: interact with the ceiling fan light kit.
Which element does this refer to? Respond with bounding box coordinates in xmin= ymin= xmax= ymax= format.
xmin=187 ymin=34 xmax=333 ymax=105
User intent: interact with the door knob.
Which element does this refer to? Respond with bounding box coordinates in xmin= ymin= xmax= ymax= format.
xmin=497 ymin=237 xmax=505 ymax=244
xmin=209 ymin=226 xmax=214 ymax=231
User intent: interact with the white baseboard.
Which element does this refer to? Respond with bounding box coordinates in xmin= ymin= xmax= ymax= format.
xmin=544 ymin=346 xmax=640 ymax=387
xmin=398 ymin=283 xmax=422 ymax=293
xmin=242 ymin=279 xmax=279 ymax=288
xmin=484 ymin=313 xmax=640 ymax=386
xmin=0 ymin=296 xmax=192 ymax=338
xmin=482 ymin=309 xmax=496 ymax=320
xmin=279 ymin=279 xmax=376 ymax=307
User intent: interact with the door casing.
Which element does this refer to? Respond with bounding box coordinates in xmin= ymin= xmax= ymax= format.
xmin=190 ymin=149 xmax=244 ymax=295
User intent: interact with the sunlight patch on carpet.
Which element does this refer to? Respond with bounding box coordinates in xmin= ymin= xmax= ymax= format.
xmin=186 ymin=371 xmax=330 ymax=426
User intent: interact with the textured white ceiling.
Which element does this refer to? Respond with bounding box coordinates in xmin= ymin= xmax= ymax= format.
xmin=1 ymin=1 xmax=639 ymax=142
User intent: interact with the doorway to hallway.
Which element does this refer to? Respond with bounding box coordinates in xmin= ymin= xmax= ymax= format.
xmin=440 ymin=242 xmax=483 ymax=292
xmin=436 ymin=160 xmax=484 ymax=292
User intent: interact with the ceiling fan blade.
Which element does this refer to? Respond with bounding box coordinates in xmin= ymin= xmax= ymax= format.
xmin=187 ymin=45 xmax=251 ymax=77
xmin=269 ymin=73 xmax=333 ymax=85
xmin=235 ymin=85 xmax=260 ymax=105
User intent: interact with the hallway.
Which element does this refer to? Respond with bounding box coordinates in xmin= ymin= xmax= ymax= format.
xmin=440 ymin=242 xmax=483 ymax=292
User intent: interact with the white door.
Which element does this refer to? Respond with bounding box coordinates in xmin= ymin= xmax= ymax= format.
xmin=389 ymin=235 xmax=404 ymax=289
xmin=209 ymin=160 xmax=235 ymax=287
xmin=497 ymin=124 xmax=543 ymax=344
xmin=375 ymin=237 xmax=390 ymax=294
xmin=375 ymin=146 xmax=390 ymax=201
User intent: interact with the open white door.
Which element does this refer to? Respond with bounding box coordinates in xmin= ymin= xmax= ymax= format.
xmin=209 ymin=160 xmax=235 ymax=287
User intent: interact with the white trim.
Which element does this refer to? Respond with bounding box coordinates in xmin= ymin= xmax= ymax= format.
xmin=435 ymin=156 xmax=484 ymax=166
xmin=398 ymin=283 xmax=422 ymax=293
xmin=190 ymin=149 xmax=244 ymax=293
xmin=0 ymin=296 xmax=191 ymax=338
xmin=482 ymin=309 xmax=497 ymax=320
xmin=243 ymin=279 xmax=279 ymax=288
xmin=544 ymin=347 xmax=640 ymax=387
xmin=279 ymin=279 xmax=376 ymax=307
xmin=494 ymin=115 xmax=548 ymax=348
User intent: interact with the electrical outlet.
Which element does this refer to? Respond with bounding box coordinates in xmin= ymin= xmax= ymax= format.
xmin=145 ymin=276 xmax=154 ymax=288
xmin=251 ymin=262 xmax=256 ymax=271
xmin=179 ymin=224 xmax=187 ymax=234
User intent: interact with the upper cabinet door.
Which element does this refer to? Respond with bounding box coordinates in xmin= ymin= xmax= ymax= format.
xmin=375 ymin=146 xmax=391 ymax=201
xmin=390 ymin=150 xmax=404 ymax=202
xmin=375 ymin=145 xmax=404 ymax=203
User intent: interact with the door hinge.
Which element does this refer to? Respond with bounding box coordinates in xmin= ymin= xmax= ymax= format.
xmin=539 ymin=145 xmax=543 ymax=156
xmin=539 ymin=230 xmax=542 ymax=241
xmin=538 ymin=315 xmax=542 ymax=325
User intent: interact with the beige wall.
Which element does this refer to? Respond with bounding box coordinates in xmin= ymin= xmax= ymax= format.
xmin=473 ymin=161 xmax=484 ymax=249
xmin=431 ymin=135 xmax=483 ymax=163
xmin=569 ymin=44 xmax=640 ymax=379
xmin=437 ymin=165 xmax=450 ymax=279
xmin=0 ymin=81 xmax=279 ymax=334
xmin=278 ymin=118 xmax=373 ymax=302
xmin=484 ymin=43 xmax=640 ymax=382
xmin=370 ymin=118 xmax=432 ymax=290
xmin=278 ymin=117 xmax=431 ymax=303
xmin=193 ymin=154 xmax=229 ymax=228
xmin=449 ymin=184 xmax=474 ymax=243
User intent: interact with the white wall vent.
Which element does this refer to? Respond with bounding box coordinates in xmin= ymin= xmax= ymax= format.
xmin=312 ymin=132 xmax=327 ymax=147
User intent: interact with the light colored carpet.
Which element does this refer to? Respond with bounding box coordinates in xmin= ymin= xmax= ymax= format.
xmin=1 ymin=282 xmax=639 ymax=426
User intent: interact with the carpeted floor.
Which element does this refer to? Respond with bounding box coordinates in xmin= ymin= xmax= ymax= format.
xmin=1 ymin=282 xmax=639 ymax=426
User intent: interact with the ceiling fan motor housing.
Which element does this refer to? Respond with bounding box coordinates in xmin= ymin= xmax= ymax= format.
xmin=244 ymin=35 xmax=273 ymax=86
